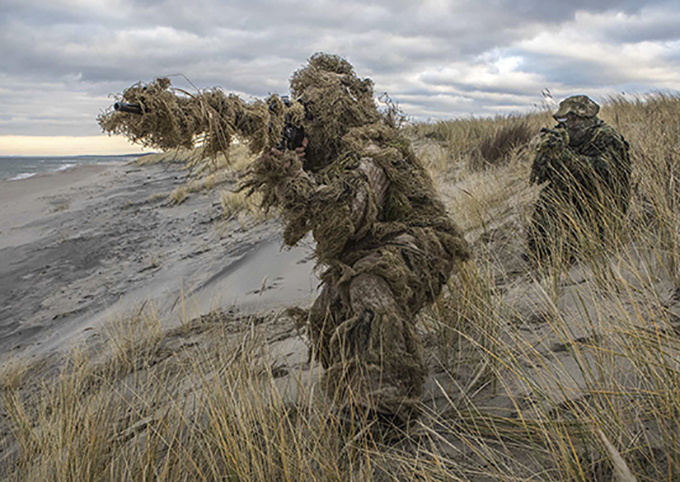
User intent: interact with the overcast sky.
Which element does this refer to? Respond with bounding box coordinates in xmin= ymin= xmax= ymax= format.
xmin=1 ymin=0 xmax=680 ymax=154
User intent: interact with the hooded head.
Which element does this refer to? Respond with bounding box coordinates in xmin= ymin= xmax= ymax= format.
xmin=289 ymin=53 xmax=381 ymax=171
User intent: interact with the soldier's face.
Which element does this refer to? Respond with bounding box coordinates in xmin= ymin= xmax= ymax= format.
xmin=564 ymin=114 xmax=584 ymax=130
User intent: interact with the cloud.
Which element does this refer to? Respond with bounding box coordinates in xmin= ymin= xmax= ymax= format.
xmin=0 ymin=0 xmax=679 ymax=144
xmin=514 ymin=10 xmax=680 ymax=90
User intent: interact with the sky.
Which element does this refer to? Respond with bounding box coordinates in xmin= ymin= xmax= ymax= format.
xmin=1 ymin=0 xmax=680 ymax=155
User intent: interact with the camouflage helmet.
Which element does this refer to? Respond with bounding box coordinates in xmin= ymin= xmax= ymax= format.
xmin=553 ymin=95 xmax=600 ymax=121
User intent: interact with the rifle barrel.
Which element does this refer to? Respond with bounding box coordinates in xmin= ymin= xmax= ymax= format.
xmin=114 ymin=102 xmax=143 ymax=115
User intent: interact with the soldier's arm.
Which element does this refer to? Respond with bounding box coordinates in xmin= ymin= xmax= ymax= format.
xmin=530 ymin=127 xmax=569 ymax=184
xmin=589 ymin=130 xmax=631 ymax=188
xmin=273 ymin=155 xmax=387 ymax=256
xmin=562 ymin=129 xmax=630 ymax=189
xmin=350 ymin=158 xmax=389 ymax=230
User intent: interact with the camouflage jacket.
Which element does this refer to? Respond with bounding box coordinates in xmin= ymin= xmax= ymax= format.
xmin=530 ymin=120 xmax=631 ymax=212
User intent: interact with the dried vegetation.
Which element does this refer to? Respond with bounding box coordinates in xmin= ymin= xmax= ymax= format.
xmin=3 ymin=94 xmax=680 ymax=480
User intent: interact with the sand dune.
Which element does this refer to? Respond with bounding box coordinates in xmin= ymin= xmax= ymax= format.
xmin=0 ymin=161 xmax=317 ymax=360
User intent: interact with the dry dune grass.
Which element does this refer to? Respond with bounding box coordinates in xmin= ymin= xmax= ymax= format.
xmin=408 ymin=110 xmax=551 ymax=173
xmin=3 ymin=94 xmax=680 ymax=480
xmin=140 ymin=142 xmax=265 ymax=219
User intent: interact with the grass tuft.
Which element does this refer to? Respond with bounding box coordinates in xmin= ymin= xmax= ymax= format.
xmin=475 ymin=117 xmax=533 ymax=170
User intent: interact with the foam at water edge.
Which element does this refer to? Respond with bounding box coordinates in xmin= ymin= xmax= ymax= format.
xmin=9 ymin=172 xmax=36 ymax=181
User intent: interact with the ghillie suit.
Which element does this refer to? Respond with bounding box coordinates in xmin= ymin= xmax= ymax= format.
xmin=99 ymin=53 xmax=470 ymax=425
xmin=98 ymin=77 xmax=307 ymax=160
xmin=528 ymin=95 xmax=631 ymax=262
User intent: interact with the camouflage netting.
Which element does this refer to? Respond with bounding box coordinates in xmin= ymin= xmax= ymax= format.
xmin=97 ymin=78 xmax=305 ymax=160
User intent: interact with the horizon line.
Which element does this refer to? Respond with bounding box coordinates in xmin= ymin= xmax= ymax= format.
xmin=0 ymin=135 xmax=149 ymax=156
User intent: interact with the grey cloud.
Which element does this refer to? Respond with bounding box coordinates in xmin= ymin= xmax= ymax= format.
xmin=504 ymin=0 xmax=650 ymax=22
xmin=1 ymin=0 xmax=679 ymax=140
xmin=417 ymin=72 xmax=542 ymax=97
xmin=591 ymin=8 xmax=680 ymax=44
xmin=513 ymin=52 xmax=624 ymax=88
xmin=0 ymin=74 xmax=111 ymax=136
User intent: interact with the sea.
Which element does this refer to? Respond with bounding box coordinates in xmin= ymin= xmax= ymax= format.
xmin=0 ymin=155 xmax=146 ymax=182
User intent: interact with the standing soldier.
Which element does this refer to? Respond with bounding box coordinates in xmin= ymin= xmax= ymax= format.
xmin=527 ymin=95 xmax=631 ymax=262
xmin=99 ymin=53 xmax=470 ymax=432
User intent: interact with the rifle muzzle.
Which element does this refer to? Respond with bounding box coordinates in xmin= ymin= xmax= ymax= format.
xmin=114 ymin=102 xmax=143 ymax=115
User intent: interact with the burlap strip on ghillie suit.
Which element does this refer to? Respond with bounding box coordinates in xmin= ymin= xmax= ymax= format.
xmin=98 ymin=78 xmax=305 ymax=160
xmin=528 ymin=118 xmax=631 ymax=262
xmin=241 ymin=54 xmax=470 ymax=422
xmin=98 ymin=53 xmax=470 ymax=423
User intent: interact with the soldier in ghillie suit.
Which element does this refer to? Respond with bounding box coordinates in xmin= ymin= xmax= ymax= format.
xmin=527 ymin=95 xmax=631 ymax=262
xmin=98 ymin=53 xmax=470 ymax=430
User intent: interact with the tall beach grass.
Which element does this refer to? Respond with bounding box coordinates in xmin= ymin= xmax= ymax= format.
xmin=2 ymin=93 xmax=680 ymax=480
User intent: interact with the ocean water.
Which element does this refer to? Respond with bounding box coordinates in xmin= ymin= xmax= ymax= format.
xmin=0 ymin=155 xmax=145 ymax=181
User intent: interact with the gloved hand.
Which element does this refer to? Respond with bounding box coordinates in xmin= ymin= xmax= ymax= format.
xmin=530 ymin=127 xmax=569 ymax=184
xmin=538 ymin=127 xmax=569 ymax=151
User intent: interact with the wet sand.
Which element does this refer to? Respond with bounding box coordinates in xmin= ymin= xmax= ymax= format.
xmin=0 ymin=161 xmax=317 ymax=359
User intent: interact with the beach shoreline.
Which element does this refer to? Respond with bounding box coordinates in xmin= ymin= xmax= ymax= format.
xmin=0 ymin=159 xmax=316 ymax=360
xmin=0 ymin=163 xmax=125 ymax=247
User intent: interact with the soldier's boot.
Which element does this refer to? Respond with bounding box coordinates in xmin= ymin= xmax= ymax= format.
xmin=324 ymin=273 xmax=427 ymax=435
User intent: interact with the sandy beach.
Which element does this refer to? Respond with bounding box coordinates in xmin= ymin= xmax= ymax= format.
xmin=0 ymin=160 xmax=317 ymax=360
